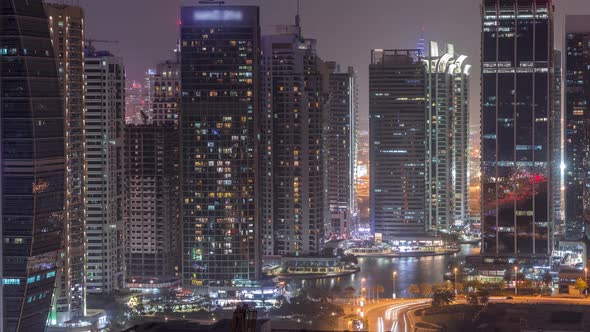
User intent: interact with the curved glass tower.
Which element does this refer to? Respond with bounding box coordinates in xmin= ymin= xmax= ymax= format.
xmin=1 ymin=0 xmax=65 ymax=330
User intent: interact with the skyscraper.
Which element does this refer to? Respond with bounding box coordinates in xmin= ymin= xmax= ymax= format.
xmin=551 ymin=49 xmax=563 ymax=238
xmin=369 ymin=49 xmax=427 ymax=241
xmin=44 ymin=3 xmax=87 ymax=324
xmin=1 ymin=1 xmax=65 ymax=330
xmin=325 ymin=62 xmax=358 ymax=240
xmin=84 ymin=47 xmax=126 ymax=293
xmin=564 ymin=16 xmax=590 ymax=239
xmin=481 ymin=0 xmax=555 ymax=256
xmin=150 ymin=59 xmax=180 ymax=126
xmin=180 ymin=5 xmax=261 ymax=287
xmin=424 ymin=42 xmax=470 ymax=233
xmin=260 ymin=25 xmax=328 ymax=256
xmin=124 ymin=123 xmax=180 ymax=286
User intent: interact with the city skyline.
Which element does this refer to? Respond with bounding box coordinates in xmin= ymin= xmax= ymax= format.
xmin=78 ymin=0 xmax=590 ymax=131
xmin=4 ymin=0 xmax=590 ymax=331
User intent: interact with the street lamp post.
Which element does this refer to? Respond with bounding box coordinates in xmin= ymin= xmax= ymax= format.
xmin=585 ymin=268 xmax=588 ymax=296
xmin=392 ymin=271 xmax=397 ymax=299
xmin=514 ymin=266 xmax=518 ymax=296
xmin=454 ymin=267 xmax=458 ymax=295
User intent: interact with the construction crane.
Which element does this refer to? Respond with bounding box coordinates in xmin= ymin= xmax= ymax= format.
xmin=85 ymin=39 xmax=119 ymax=50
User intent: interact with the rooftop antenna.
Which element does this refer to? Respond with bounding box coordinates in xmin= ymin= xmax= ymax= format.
xmin=295 ymin=0 xmax=302 ymax=38
xmin=295 ymin=0 xmax=300 ymax=27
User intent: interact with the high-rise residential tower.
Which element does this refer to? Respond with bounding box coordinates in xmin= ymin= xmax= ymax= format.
xmin=180 ymin=5 xmax=261 ymax=287
xmin=481 ymin=0 xmax=555 ymax=256
xmin=260 ymin=25 xmax=328 ymax=256
xmin=1 ymin=0 xmax=65 ymax=330
xmin=424 ymin=42 xmax=470 ymax=233
xmin=124 ymin=57 xmax=181 ymax=287
xmin=325 ymin=62 xmax=359 ymax=240
xmin=151 ymin=59 xmax=180 ymax=126
xmin=44 ymin=3 xmax=87 ymax=324
xmin=84 ymin=47 xmax=125 ymax=293
xmin=369 ymin=49 xmax=427 ymax=241
xmin=564 ymin=16 xmax=590 ymax=239
xmin=124 ymin=124 xmax=180 ymax=286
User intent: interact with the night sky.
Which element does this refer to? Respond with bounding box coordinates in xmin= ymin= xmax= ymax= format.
xmin=78 ymin=0 xmax=590 ymax=130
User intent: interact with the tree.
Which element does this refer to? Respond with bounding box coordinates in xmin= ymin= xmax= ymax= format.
xmin=477 ymin=289 xmax=490 ymax=305
xmin=275 ymin=294 xmax=287 ymax=307
xmin=408 ymin=284 xmax=421 ymax=296
xmin=542 ymin=272 xmax=553 ymax=288
xmin=344 ymin=287 xmax=356 ymax=300
xmin=431 ymin=288 xmax=455 ymax=307
xmin=419 ymin=283 xmax=434 ymax=298
xmin=466 ymin=293 xmax=479 ymax=305
xmin=574 ymin=277 xmax=588 ymax=292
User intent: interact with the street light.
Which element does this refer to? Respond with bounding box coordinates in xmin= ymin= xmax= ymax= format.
xmin=454 ymin=267 xmax=458 ymax=295
xmin=361 ymin=278 xmax=367 ymax=301
xmin=585 ymin=268 xmax=588 ymax=296
xmin=392 ymin=271 xmax=397 ymax=299
xmin=514 ymin=266 xmax=518 ymax=296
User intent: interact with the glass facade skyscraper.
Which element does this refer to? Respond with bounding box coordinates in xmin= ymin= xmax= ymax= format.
xmin=1 ymin=0 xmax=65 ymax=330
xmin=180 ymin=5 xmax=261 ymax=287
xmin=369 ymin=50 xmax=427 ymax=240
xmin=564 ymin=16 xmax=590 ymax=239
xmin=481 ymin=0 xmax=555 ymax=256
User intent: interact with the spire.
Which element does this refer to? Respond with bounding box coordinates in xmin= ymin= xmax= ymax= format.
xmin=417 ymin=26 xmax=426 ymax=57
xmin=295 ymin=0 xmax=302 ymax=38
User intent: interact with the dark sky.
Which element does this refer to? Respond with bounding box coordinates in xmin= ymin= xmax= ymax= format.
xmin=78 ymin=0 xmax=590 ymax=130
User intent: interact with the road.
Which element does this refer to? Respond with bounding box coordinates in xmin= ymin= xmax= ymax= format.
xmin=366 ymin=299 xmax=430 ymax=332
xmin=487 ymin=295 xmax=590 ymax=305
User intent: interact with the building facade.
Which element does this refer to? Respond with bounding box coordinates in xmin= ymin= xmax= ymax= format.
xmin=260 ymin=26 xmax=327 ymax=256
xmin=180 ymin=5 xmax=261 ymax=287
xmin=1 ymin=0 xmax=65 ymax=330
xmin=44 ymin=3 xmax=87 ymax=324
xmin=369 ymin=49 xmax=427 ymax=241
xmin=481 ymin=0 xmax=555 ymax=256
xmin=150 ymin=59 xmax=181 ymax=126
xmin=551 ymin=49 xmax=563 ymax=238
xmin=325 ymin=62 xmax=358 ymax=240
xmin=124 ymin=124 xmax=180 ymax=285
xmin=424 ymin=42 xmax=470 ymax=233
xmin=84 ymin=48 xmax=125 ymax=293
xmin=564 ymin=16 xmax=590 ymax=239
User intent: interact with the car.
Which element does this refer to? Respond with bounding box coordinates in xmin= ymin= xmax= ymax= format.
xmin=506 ymin=296 xmax=513 ymax=300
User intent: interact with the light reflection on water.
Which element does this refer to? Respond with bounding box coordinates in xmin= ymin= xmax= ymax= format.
xmin=297 ymin=244 xmax=479 ymax=297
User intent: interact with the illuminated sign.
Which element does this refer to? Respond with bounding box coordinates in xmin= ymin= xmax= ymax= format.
xmin=194 ymin=9 xmax=242 ymax=21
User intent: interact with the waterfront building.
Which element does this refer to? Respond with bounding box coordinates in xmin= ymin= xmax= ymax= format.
xmin=325 ymin=62 xmax=359 ymax=240
xmin=565 ymin=16 xmax=590 ymax=239
xmin=481 ymin=0 xmax=555 ymax=256
xmin=84 ymin=47 xmax=126 ymax=293
xmin=369 ymin=49 xmax=427 ymax=241
xmin=124 ymin=124 xmax=180 ymax=286
xmin=1 ymin=0 xmax=65 ymax=330
xmin=180 ymin=5 xmax=261 ymax=287
xmin=44 ymin=3 xmax=87 ymax=324
xmin=424 ymin=42 xmax=470 ymax=233
xmin=260 ymin=24 xmax=328 ymax=256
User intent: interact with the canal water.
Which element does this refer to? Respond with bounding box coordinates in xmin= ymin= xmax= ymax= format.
xmin=296 ymin=244 xmax=479 ymax=298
